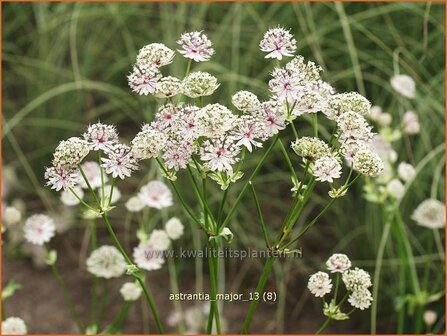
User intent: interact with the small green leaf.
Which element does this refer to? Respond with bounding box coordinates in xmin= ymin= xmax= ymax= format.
xmin=45 ymin=250 xmax=58 ymax=266
xmin=2 ymin=280 xmax=22 ymax=300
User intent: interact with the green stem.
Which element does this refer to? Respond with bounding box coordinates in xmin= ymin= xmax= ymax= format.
xmin=98 ymin=152 xmax=105 ymax=203
xmin=249 ymin=182 xmax=270 ymax=248
xmin=88 ymin=220 xmax=99 ymax=327
xmin=220 ymin=135 xmax=279 ymax=231
xmin=312 ymin=114 xmax=318 ymax=137
xmin=241 ymin=256 xmax=275 ymax=333
xmin=101 ymin=302 xmax=132 ymax=333
xmin=315 ymin=317 xmax=331 ymax=334
xmin=278 ymin=139 xmax=298 ymax=183
xmin=334 ymin=273 xmax=340 ymax=302
xmin=135 ymin=277 xmax=165 ymax=334
xmin=207 ymin=240 xmax=222 ymax=334
xmin=77 ymin=164 xmax=100 ymax=206
xmin=217 ymin=187 xmax=229 ymax=228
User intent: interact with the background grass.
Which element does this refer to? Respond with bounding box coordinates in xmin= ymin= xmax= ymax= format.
xmin=2 ymin=2 xmax=445 ymax=334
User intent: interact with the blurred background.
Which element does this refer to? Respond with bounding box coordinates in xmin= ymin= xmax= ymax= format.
xmin=2 ymin=2 xmax=445 ymax=334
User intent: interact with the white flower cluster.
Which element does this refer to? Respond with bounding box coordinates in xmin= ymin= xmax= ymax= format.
xmin=411 ymin=199 xmax=445 ymax=229
xmin=2 ymin=316 xmax=27 ymax=335
xmin=86 ymin=245 xmax=127 ymax=279
xmin=120 ymin=282 xmax=143 ymax=301
xmin=308 ymin=254 xmax=373 ymax=312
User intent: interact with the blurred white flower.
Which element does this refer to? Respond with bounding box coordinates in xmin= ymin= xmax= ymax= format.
xmin=148 ymin=229 xmax=171 ymax=251
xmin=3 ymin=206 xmax=22 ymax=225
xmin=79 ymin=161 xmax=107 ymax=189
xmin=307 ymin=271 xmax=332 ymax=297
xmin=386 ymin=179 xmax=405 ymax=199
xmin=60 ymin=186 xmax=84 ymax=206
xmin=369 ymin=135 xmax=397 ymax=163
xmin=138 ymin=181 xmax=173 ymax=209
xmin=397 ymin=162 xmax=416 ymax=182
xmin=423 ymin=310 xmax=437 ymax=326
xmin=412 ymin=199 xmax=445 ymax=229
xmin=120 ymin=282 xmax=143 ymax=301
xmin=86 ymin=245 xmax=127 ymax=279
xmin=177 ymin=31 xmax=214 ymax=62
xmin=369 ymin=105 xmax=383 ymax=121
xmin=348 ymin=289 xmax=373 ymax=310
xmin=326 ymin=253 xmax=351 ymax=273
xmin=402 ymin=110 xmax=420 ymax=134
xmin=259 ymin=26 xmax=297 ymax=60
xmin=312 ymin=156 xmax=342 ymax=183
xmin=377 ymin=113 xmax=392 ymax=127
xmin=390 ymin=74 xmax=416 ymax=99
xmin=24 ymin=214 xmax=56 ymax=246
xmin=165 ymin=217 xmax=184 ymax=240
xmin=133 ymin=242 xmax=165 ymax=271
xmin=125 ymin=196 xmax=145 ymax=212
xmin=2 ymin=317 xmax=27 ymax=335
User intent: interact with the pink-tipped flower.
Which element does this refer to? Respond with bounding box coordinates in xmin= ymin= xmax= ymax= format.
xmin=83 ymin=123 xmax=119 ymax=151
xmin=200 ymin=137 xmax=241 ymax=173
xmin=138 ymin=181 xmax=173 ymax=209
xmin=177 ymin=31 xmax=215 ymax=62
xmin=24 ymin=214 xmax=56 ymax=245
xmin=45 ymin=166 xmax=80 ymax=191
xmin=127 ymin=63 xmax=161 ymax=96
xmin=259 ymin=26 xmax=297 ymax=60
xmin=101 ymin=144 xmax=138 ymax=179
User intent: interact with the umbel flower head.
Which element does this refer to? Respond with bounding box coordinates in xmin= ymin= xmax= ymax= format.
xmin=148 ymin=229 xmax=171 ymax=251
xmin=307 ymin=271 xmax=332 ymax=297
xmin=127 ymin=63 xmax=161 ymax=96
xmin=312 ymin=156 xmax=342 ymax=183
xmin=120 ymin=282 xmax=143 ymax=301
xmin=45 ymin=166 xmax=80 ymax=191
xmin=200 ymin=136 xmax=241 ymax=173
xmin=348 ymin=288 xmax=373 ymax=310
xmin=326 ymin=253 xmax=352 ymax=273
xmin=336 ymin=111 xmax=373 ymax=142
xmin=390 ymin=74 xmax=416 ymax=99
xmin=183 ymin=72 xmax=220 ymax=98
xmin=24 ymin=214 xmax=56 ymax=246
xmin=326 ymin=92 xmax=372 ymax=119
xmin=2 ymin=316 xmax=27 ymax=335
xmin=154 ymin=76 xmax=182 ymax=98
xmin=165 ymin=217 xmax=184 ymax=240
xmin=86 ymin=245 xmax=127 ymax=279
xmin=291 ymin=137 xmax=330 ymax=162
xmin=177 ymin=31 xmax=215 ymax=62
xmin=52 ymin=137 xmax=90 ymax=169
xmin=136 ymin=43 xmax=175 ymax=67
xmin=353 ymin=149 xmax=384 ymax=177
xmin=411 ymin=199 xmax=445 ymax=229
xmin=259 ymin=26 xmax=297 ymax=60
xmin=232 ymin=91 xmax=261 ymax=113
xmin=83 ymin=122 xmax=119 ymax=151
xmin=131 ymin=128 xmax=167 ymax=160
xmin=196 ymin=103 xmax=237 ymax=138
xmin=342 ymin=267 xmax=372 ymax=292
xmin=101 ymin=144 xmax=138 ymax=179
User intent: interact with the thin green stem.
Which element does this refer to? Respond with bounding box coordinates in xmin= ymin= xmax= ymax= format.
xmin=217 ymin=188 xmax=229 ymax=228
xmin=249 ymin=182 xmax=270 ymax=248
xmin=69 ymin=187 xmax=96 ymax=211
xmin=77 ymin=164 xmax=100 ymax=206
xmin=334 ymin=273 xmax=340 ymax=302
xmin=88 ymin=220 xmax=99 ymax=327
xmin=207 ymin=240 xmax=222 ymax=334
xmin=312 ymin=114 xmax=318 ymax=137
xmin=98 ymin=152 xmax=105 ymax=203
xmin=135 ymin=277 xmax=165 ymax=334
xmin=315 ymin=317 xmax=331 ymax=334
xmin=278 ymin=139 xmax=298 ymax=183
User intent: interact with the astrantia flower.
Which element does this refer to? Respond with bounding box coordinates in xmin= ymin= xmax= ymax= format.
xmin=402 ymin=110 xmax=420 ymax=134
xmin=269 ymin=68 xmax=301 ymax=103
xmin=326 ymin=92 xmax=372 ymax=120
xmin=154 ymin=104 xmax=180 ymax=129
xmin=86 ymin=245 xmax=127 ymax=279
xmin=376 ymin=113 xmax=392 ymax=127
xmin=285 ymin=55 xmax=323 ymax=82
xmin=2 ymin=317 xmax=27 ymax=335
xmin=386 ymin=179 xmax=405 ymax=199
xmin=291 ymin=137 xmax=330 ymax=162
xmin=45 ymin=166 xmax=80 ymax=191
xmin=348 ymin=289 xmax=373 ymax=310
xmin=183 ymin=72 xmax=220 ymax=98
xmin=136 ymin=43 xmax=175 ymax=67
xmin=256 ymin=101 xmax=286 ymax=139
xmin=101 ymin=144 xmax=138 ymax=179
xmin=148 ymin=229 xmax=171 ymax=251
xmin=24 ymin=214 xmax=56 ymax=245
xmin=177 ymin=31 xmax=215 ymax=62
xmin=291 ymin=80 xmax=334 ymax=116
xmin=176 ymin=106 xmax=203 ymax=141
xmin=368 ymin=135 xmax=397 ymax=163
xmin=165 ymin=217 xmax=184 ymax=240
xmin=353 ymin=149 xmax=384 ymax=177
xmin=390 ymin=74 xmax=416 ymax=99
xmin=307 ymin=271 xmax=332 ymax=297
xmin=369 ymin=105 xmax=383 ymax=121
xmin=52 ymin=137 xmax=90 ymax=168
xmin=423 ymin=310 xmax=437 ymax=326
xmin=3 ymin=206 xmax=22 ymax=225
xmin=340 ymin=139 xmax=368 ymax=163
xmin=326 ymin=253 xmax=351 ymax=273
xmin=411 ymin=199 xmax=445 ymax=229
xmin=79 ymin=161 xmax=107 ymax=189
xmin=133 ymin=242 xmax=165 ymax=271
xmin=312 ymin=156 xmax=342 ymax=183
xmin=231 ymin=91 xmax=261 ymax=113
xmin=398 ymin=162 xmax=416 ymax=182
xmin=200 ymin=137 xmax=241 ymax=173
xmin=162 ymin=142 xmax=194 ymax=171
xmin=60 ymin=186 xmax=84 ymax=206
xmin=196 ymin=104 xmax=237 ymax=138
xmin=125 ymin=196 xmax=145 ymax=212
xmin=231 ymin=116 xmax=264 ymax=152
xmin=342 ymin=267 xmax=372 ymax=291
xmin=120 ymin=282 xmax=142 ymax=301
xmin=127 ymin=63 xmax=161 ymax=95
xmin=336 ymin=111 xmax=373 ymax=142
xmin=83 ymin=123 xmax=119 ymax=151
xmin=154 ymin=76 xmax=182 ymax=98
xmin=259 ymin=26 xmax=297 ymax=60
xmin=131 ymin=128 xmax=167 ymax=160
xmin=138 ymin=181 xmax=173 ymax=209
